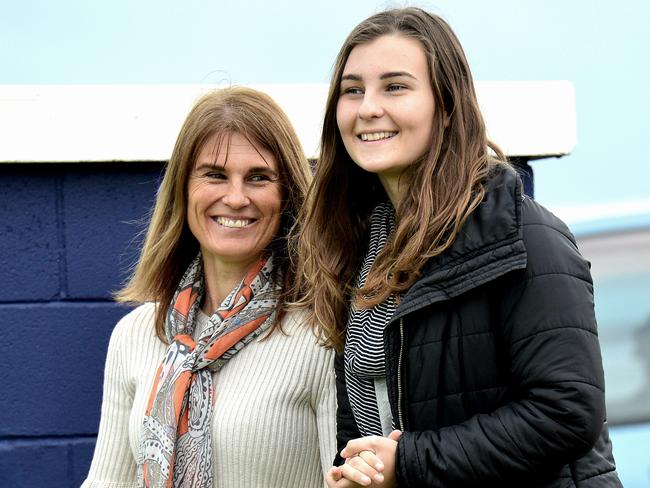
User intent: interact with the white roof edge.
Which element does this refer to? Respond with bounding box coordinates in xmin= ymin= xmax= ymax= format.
xmin=0 ymin=82 xmax=575 ymax=163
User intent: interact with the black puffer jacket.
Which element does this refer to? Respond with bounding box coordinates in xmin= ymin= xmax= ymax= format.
xmin=335 ymin=165 xmax=621 ymax=487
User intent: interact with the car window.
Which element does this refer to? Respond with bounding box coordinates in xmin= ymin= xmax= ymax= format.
xmin=577 ymin=228 xmax=650 ymax=425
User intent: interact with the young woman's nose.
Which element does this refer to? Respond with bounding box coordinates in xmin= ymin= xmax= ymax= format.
xmin=358 ymin=91 xmax=384 ymax=120
xmin=221 ymin=181 xmax=250 ymax=208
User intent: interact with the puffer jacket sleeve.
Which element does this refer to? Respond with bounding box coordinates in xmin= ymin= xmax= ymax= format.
xmin=396 ymin=203 xmax=608 ymax=486
xmin=333 ymin=351 xmax=362 ymax=466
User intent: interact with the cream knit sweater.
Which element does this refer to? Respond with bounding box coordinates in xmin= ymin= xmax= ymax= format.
xmin=82 ymin=303 xmax=336 ymax=488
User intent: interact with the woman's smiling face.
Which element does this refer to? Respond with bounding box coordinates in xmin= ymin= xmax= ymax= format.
xmin=336 ymin=34 xmax=436 ymax=202
xmin=187 ymin=131 xmax=283 ymax=271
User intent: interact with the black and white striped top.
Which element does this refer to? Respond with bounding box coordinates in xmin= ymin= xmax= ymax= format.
xmin=344 ymin=202 xmax=397 ymax=436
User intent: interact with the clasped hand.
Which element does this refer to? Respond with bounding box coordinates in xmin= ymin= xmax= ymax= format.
xmin=325 ymin=430 xmax=402 ymax=487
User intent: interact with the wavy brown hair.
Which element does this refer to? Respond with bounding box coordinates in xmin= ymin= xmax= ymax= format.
xmin=294 ymin=8 xmax=505 ymax=351
xmin=117 ymin=86 xmax=311 ymax=343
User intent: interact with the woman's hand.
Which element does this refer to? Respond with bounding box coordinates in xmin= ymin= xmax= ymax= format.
xmin=325 ymin=466 xmax=360 ymax=487
xmin=325 ymin=430 xmax=402 ymax=487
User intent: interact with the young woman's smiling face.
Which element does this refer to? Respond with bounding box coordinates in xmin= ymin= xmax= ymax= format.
xmin=187 ymin=132 xmax=282 ymax=271
xmin=336 ymin=34 xmax=436 ymax=203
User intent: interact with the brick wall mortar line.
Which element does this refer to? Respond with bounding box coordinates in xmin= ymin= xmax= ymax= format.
xmin=0 ymin=299 xmax=118 ymax=306
xmin=0 ymin=435 xmax=97 ymax=447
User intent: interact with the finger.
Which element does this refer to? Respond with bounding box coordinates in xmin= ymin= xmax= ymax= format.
xmin=328 ymin=466 xmax=369 ymax=488
xmin=334 ymin=480 xmax=361 ymax=488
xmin=339 ymin=458 xmax=377 ymax=486
xmin=341 ymin=435 xmax=380 ymax=458
xmin=388 ymin=429 xmax=402 ymax=441
xmin=347 ymin=454 xmax=380 ymax=477
xmin=325 ymin=466 xmax=342 ymax=485
xmin=325 ymin=474 xmax=336 ymax=488
xmin=358 ymin=449 xmax=385 ymax=473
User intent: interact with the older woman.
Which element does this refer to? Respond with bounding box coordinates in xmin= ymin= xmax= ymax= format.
xmin=82 ymin=87 xmax=335 ymax=488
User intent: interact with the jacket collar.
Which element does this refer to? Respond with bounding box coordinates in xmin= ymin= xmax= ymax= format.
xmin=392 ymin=164 xmax=528 ymax=321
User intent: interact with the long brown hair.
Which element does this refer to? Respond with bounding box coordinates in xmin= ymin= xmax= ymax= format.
xmin=117 ymin=86 xmax=312 ymax=342
xmin=294 ymin=8 xmax=505 ymax=351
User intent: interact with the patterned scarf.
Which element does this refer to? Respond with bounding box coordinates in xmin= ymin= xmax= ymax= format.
xmin=345 ymin=202 xmax=397 ymax=436
xmin=137 ymin=253 xmax=279 ymax=488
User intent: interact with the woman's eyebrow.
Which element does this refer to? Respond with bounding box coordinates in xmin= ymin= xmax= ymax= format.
xmin=341 ymin=74 xmax=362 ymax=82
xmin=248 ymin=166 xmax=278 ymax=176
xmin=380 ymin=71 xmax=416 ymax=80
xmin=193 ymin=163 xmax=277 ymax=176
xmin=194 ymin=163 xmax=226 ymax=172
xmin=341 ymin=71 xmax=417 ymax=82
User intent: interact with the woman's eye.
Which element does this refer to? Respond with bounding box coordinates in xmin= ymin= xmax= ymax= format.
xmin=387 ymin=84 xmax=406 ymax=92
xmin=248 ymin=173 xmax=272 ymax=183
xmin=206 ymin=171 xmax=227 ymax=180
xmin=342 ymin=86 xmax=363 ymax=96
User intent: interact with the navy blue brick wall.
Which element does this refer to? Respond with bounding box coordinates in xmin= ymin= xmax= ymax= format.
xmin=0 ymin=162 xmax=163 ymax=488
xmin=1 ymin=170 xmax=60 ymax=301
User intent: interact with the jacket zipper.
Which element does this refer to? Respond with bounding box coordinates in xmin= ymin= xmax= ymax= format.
xmin=397 ymin=317 xmax=405 ymax=430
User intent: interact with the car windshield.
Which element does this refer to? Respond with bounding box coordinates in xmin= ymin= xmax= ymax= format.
xmin=577 ymin=227 xmax=650 ymax=425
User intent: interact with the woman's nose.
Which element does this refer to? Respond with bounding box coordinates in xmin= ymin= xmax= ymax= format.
xmin=221 ymin=181 xmax=250 ymax=208
xmin=358 ymin=92 xmax=384 ymax=120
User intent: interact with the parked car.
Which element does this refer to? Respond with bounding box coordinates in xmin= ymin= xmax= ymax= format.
xmin=571 ymin=212 xmax=650 ymax=487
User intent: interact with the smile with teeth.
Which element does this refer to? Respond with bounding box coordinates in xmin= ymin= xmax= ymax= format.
xmin=215 ymin=216 xmax=255 ymax=228
xmin=359 ymin=131 xmax=398 ymax=142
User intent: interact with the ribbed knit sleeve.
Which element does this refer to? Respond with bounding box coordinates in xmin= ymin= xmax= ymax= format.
xmin=316 ymin=365 xmax=337 ymax=479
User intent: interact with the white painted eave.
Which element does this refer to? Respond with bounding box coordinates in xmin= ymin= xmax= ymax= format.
xmin=0 ymin=82 xmax=575 ymax=163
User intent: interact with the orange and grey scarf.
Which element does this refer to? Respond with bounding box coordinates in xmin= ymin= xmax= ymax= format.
xmin=137 ymin=253 xmax=279 ymax=488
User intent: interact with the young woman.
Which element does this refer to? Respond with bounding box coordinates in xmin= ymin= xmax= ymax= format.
xmin=296 ymin=8 xmax=621 ymax=487
xmin=82 ymin=87 xmax=336 ymax=488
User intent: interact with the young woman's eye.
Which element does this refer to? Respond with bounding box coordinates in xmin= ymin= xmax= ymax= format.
xmin=341 ymin=86 xmax=363 ymax=96
xmin=387 ymin=84 xmax=406 ymax=92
